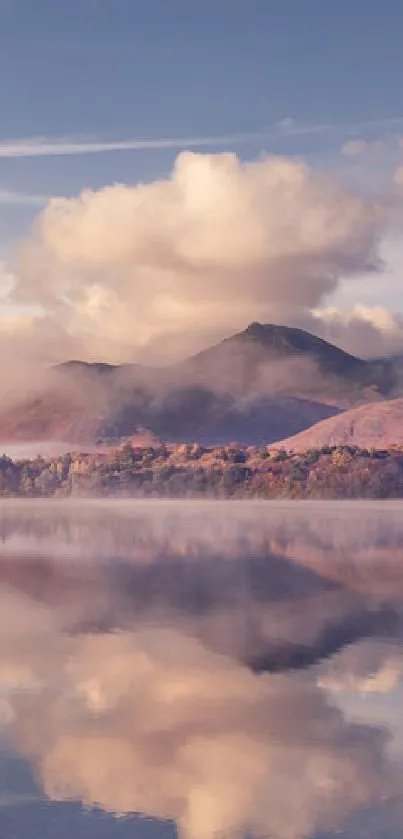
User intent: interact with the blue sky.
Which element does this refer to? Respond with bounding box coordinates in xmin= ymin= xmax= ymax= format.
xmin=1 ymin=0 xmax=403 ymax=198
xmin=1 ymin=0 xmax=403 ymax=361
xmin=3 ymin=0 xmax=403 ymax=138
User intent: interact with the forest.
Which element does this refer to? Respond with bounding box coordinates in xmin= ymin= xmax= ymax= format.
xmin=1 ymin=440 xmax=403 ymax=500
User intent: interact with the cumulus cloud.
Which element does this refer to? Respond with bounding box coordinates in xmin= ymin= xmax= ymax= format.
xmin=9 ymin=150 xmax=385 ymax=364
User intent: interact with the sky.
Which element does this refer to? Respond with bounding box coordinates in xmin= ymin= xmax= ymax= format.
xmin=2 ymin=0 xmax=403 ymax=366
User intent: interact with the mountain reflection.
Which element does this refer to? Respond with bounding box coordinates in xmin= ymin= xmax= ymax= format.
xmin=1 ymin=500 xmax=403 ymax=839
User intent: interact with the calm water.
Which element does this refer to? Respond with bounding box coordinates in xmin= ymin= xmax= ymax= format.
xmin=1 ymin=499 xmax=403 ymax=839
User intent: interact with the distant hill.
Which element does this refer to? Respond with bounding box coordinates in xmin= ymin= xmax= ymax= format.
xmin=276 ymin=398 xmax=403 ymax=451
xmin=0 ymin=322 xmax=398 ymax=446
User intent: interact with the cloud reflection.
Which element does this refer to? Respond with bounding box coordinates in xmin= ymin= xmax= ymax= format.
xmin=0 ymin=500 xmax=402 ymax=838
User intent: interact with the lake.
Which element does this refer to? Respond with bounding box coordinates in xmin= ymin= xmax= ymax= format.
xmin=0 ymin=499 xmax=403 ymax=839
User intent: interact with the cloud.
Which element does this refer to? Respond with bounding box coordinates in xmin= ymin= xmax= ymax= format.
xmin=318 ymin=641 xmax=403 ymax=695
xmin=0 ymin=262 xmax=16 ymax=299
xmin=394 ymin=165 xmax=403 ymax=186
xmin=10 ymin=150 xmax=385 ymax=363
xmin=0 ymin=132 xmax=267 ymax=159
xmin=341 ymin=140 xmax=371 ymax=157
xmin=341 ymin=139 xmax=388 ymax=157
xmin=310 ymin=305 xmax=403 ymax=357
xmin=2 ymin=116 xmax=403 ymax=159
xmin=0 ymin=311 xmax=76 ymax=404
xmin=0 ymin=189 xmax=47 ymax=206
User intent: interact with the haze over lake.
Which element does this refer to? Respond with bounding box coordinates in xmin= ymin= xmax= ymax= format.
xmin=0 ymin=500 xmax=402 ymax=838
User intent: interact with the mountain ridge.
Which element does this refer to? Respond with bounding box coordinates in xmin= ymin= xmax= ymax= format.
xmin=0 ymin=322 xmax=398 ymax=446
xmin=180 ymin=321 xmax=378 ymax=384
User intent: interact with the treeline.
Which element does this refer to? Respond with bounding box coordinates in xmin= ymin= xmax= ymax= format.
xmin=1 ymin=441 xmax=403 ymax=499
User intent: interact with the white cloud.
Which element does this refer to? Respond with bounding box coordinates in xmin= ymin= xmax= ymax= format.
xmin=1 ymin=116 xmax=403 ymax=159
xmin=10 ymin=150 xmax=384 ymax=363
xmin=0 ymin=132 xmax=265 ymax=159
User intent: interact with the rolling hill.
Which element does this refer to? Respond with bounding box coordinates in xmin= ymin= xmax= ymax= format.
xmin=0 ymin=322 xmax=397 ymax=447
xmin=276 ymin=398 xmax=403 ymax=451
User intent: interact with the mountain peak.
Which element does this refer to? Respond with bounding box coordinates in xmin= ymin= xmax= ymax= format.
xmin=241 ymin=322 xmax=351 ymax=355
xmin=227 ymin=322 xmax=365 ymax=371
xmin=245 ymin=321 xmax=268 ymax=336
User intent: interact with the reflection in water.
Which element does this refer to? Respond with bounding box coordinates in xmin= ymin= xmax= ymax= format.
xmin=1 ymin=500 xmax=403 ymax=838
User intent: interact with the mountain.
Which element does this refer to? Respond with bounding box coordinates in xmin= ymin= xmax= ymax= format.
xmin=181 ymin=322 xmax=390 ymax=399
xmin=187 ymin=321 xmax=369 ymax=379
xmin=0 ymin=322 xmax=397 ymax=447
xmin=275 ymin=398 xmax=403 ymax=451
xmin=0 ymin=387 xmax=340 ymax=448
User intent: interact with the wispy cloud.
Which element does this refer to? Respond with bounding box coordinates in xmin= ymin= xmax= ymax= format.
xmin=0 ymin=189 xmax=48 ymax=206
xmin=0 ymin=132 xmax=265 ymax=159
xmin=278 ymin=115 xmax=403 ymax=138
xmin=1 ymin=116 xmax=403 ymax=159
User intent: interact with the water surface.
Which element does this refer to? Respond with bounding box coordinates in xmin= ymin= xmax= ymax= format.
xmin=1 ymin=500 xmax=403 ymax=838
